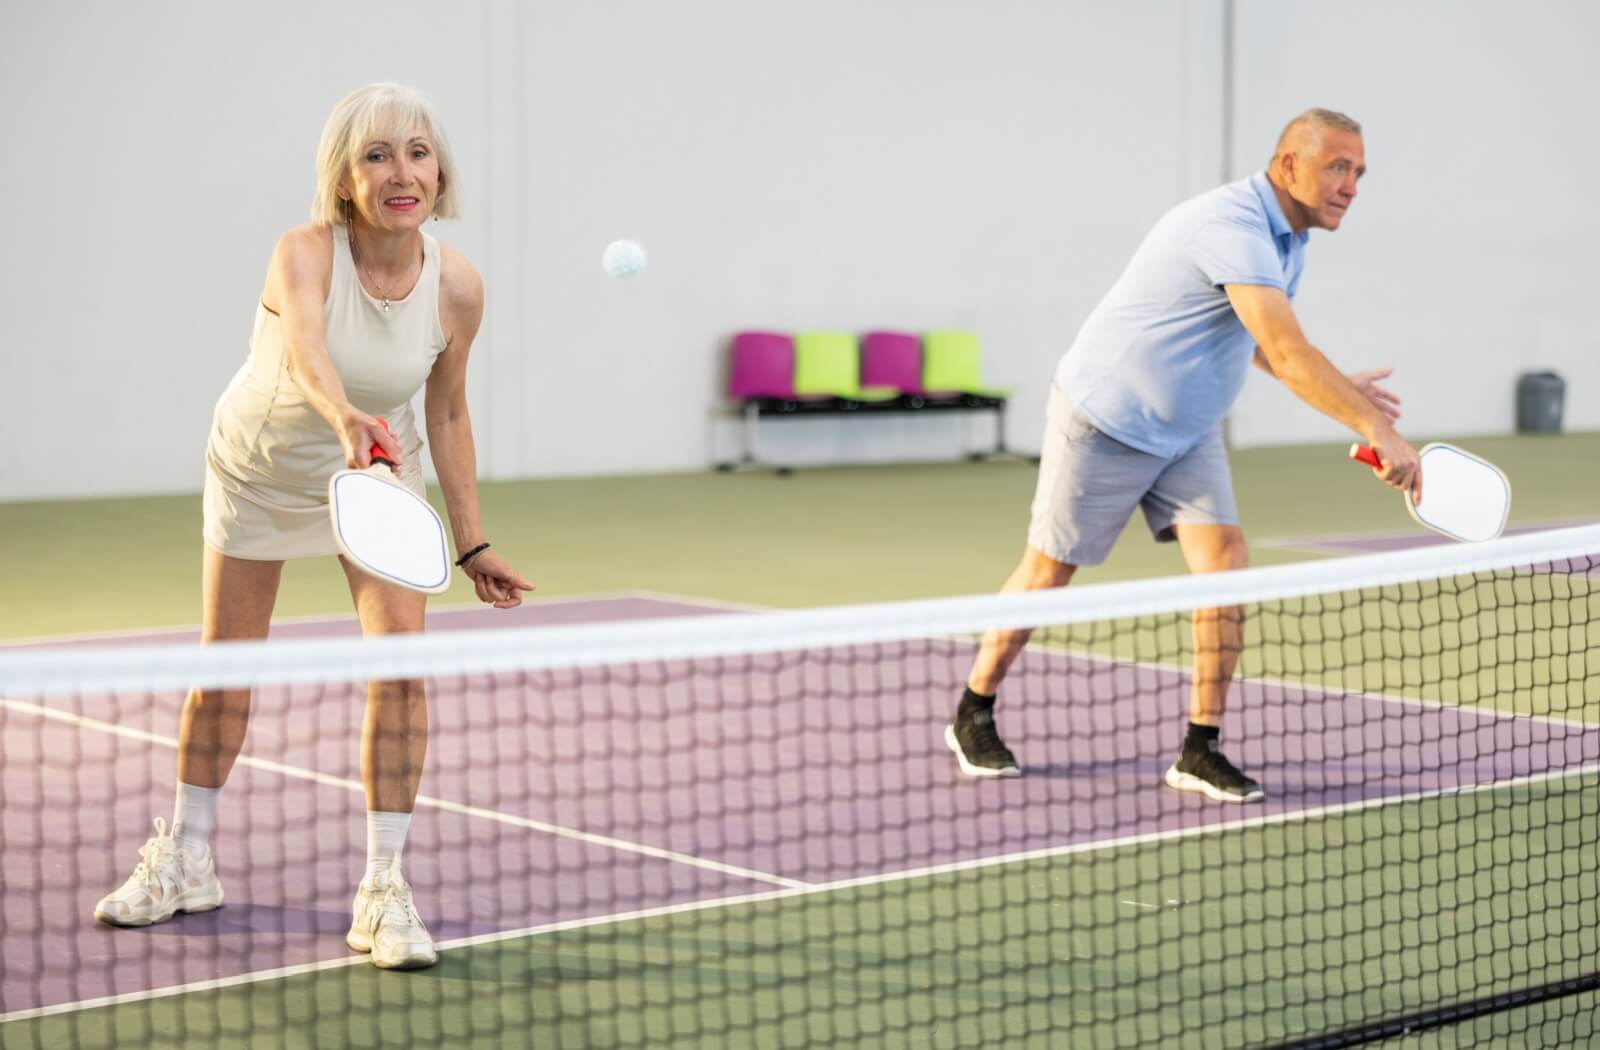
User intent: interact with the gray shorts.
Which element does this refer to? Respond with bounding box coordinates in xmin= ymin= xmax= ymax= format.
xmin=1027 ymin=387 xmax=1239 ymax=566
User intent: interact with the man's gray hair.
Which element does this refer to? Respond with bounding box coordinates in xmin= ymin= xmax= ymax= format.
xmin=1272 ymin=108 xmax=1362 ymax=162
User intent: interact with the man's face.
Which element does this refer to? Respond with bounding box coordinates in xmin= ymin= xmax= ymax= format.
xmin=1285 ymin=128 xmax=1365 ymax=230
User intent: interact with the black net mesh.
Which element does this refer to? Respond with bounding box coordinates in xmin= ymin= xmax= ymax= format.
xmin=3 ymin=540 xmax=1598 ymax=1048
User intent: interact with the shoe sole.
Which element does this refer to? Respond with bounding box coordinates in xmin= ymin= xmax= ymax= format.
xmin=1164 ymin=765 xmax=1264 ymax=804
xmin=94 ymin=887 xmax=224 ymax=928
xmin=944 ymin=725 xmax=1022 ymax=778
xmin=347 ymin=928 xmax=439 ymax=970
xmin=371 ymin=949 xmax=439 ymax=970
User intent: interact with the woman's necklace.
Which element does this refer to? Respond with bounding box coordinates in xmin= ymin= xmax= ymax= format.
xmin=350 ymin=227 xmax=419 ymax=313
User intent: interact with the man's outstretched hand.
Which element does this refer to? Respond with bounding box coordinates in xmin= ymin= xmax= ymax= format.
xmin=1349 ymin=368 xmax=1401 ymax=423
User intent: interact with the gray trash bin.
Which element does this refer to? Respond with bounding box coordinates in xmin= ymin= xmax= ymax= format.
xmin=1516 ymin=371 xmax=1565 ymax=433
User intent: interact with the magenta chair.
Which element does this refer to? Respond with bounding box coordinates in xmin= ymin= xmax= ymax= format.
xmin=860 ymin=331 xmax=925 ymax=402
xmin=721 ymin=331 xmax=810 ymax=474
xmin=727 ymin=331 xmax=796 ymax=400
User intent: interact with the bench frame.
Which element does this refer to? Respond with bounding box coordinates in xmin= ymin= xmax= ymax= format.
xmin=716 ymin=394 xmax=1031 ymax=476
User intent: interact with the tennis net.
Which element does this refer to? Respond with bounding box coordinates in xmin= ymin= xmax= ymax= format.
xmin=2 ymin=525 xmax=1599 ymax=1048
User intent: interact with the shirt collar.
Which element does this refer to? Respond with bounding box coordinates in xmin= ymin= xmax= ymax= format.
xmin=1249 ymin=172 xmax=1307 ymax=245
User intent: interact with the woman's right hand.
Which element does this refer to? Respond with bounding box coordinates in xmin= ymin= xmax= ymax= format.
xmin=335 ymin=409 xmax=403 ymax=471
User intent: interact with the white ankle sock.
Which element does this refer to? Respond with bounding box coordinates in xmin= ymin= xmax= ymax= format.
xmin=171 ymin=782 xmax=221 ymax=860
xmin=366 ymin=811 xmax=412 ymax=882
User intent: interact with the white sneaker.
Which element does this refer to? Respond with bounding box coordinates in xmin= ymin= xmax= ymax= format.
xmin=94 ymin=818 xmax=224 ymax=927
xmin=346 ymin=855 xmax=437 ymax=970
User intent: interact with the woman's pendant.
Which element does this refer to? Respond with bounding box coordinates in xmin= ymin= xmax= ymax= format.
xmin=381 ymin=297 xmax=390 ymax=313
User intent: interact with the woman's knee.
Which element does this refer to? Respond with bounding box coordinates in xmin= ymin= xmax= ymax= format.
xmin=368 ymin=678 xmax=426 ymax=704
xmin=201 ymin=549 xmax=283 ymax=642
xmin=186 ymin=686 xmax=252 ymax=714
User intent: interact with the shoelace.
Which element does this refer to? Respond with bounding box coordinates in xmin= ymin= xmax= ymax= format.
xmin=1193 ymin=749 xmax=1249 ymax=785
xmin=966 ymin=715 xmax=1010 ymax=757
xmin=370 ymin=856 xmax=423 ymax=930
xmin=378 ymin=881 xmax=423 ymax=929
xmin=132 ymin=819 xmax=180 ymax=886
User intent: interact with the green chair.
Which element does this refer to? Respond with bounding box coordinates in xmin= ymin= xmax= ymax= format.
xmin=921 ymin=330 xmax=1014 ymax=399
xmin=792 ymin=332 xmax=898 ymax=402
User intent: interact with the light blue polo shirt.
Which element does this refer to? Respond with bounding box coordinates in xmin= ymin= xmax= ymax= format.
xmin=1054 ymin=172 xmax=1309 ymax=458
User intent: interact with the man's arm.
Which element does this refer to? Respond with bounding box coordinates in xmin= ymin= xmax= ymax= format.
xmin=1226 ymin=283 xmax=1419 ymax=498
xmin=1252 ymin=346 xmax=1399 ymax=420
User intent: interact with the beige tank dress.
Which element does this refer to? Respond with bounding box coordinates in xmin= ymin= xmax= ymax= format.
xmin=203 ymin=224 xmax=447 ymax=559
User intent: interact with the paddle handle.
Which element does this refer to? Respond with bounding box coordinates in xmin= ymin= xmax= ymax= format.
xmin=368 ymin=417 xmax=395 ymax=470
xmin=1352 ymin=442 xmax=1421 ymax=510
xmin=1349 ymin=443 xmax=1381 ymax=470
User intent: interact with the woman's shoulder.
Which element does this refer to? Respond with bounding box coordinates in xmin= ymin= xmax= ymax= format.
xmin=269 ymin=223 xmax=336 ymax=278
xmin=435 ymin=240 xmax=483 ymax=313
xmin=276 ymin=222 xmax=335 ymax=260
xmin=263 ymin=224 xmax=337 ymax=311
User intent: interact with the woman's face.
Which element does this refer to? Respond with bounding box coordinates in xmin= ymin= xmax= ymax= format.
xmin=341 ymin=126 xmax=441 ymax=231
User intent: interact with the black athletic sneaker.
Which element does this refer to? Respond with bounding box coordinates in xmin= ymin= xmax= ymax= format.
xmin=945 ymin=706 xmax=1022 ymax=778
xmin=1165 ymin=745 xmax=1263 ymax=803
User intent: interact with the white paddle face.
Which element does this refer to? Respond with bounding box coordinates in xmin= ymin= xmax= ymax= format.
xmin=1408 ymin=443 xmax=1510 ymax=543
xmin=329 ymin=468 xmax=451 ymax=593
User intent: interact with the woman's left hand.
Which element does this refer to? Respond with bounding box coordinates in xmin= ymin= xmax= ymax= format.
xmin=463 ymin=550 xmax=535 ymax=609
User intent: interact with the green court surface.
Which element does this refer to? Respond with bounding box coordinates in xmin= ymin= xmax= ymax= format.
xmin=11 ymin=778 xmax=1598 ymax=1049
xmin=3 ymin=433 xmax=1598 ymax=1049
xmin=2 ymin=433 xmax=1597 ymax=641
xmin=1035 ymin=567 xmax=1600 ymax=727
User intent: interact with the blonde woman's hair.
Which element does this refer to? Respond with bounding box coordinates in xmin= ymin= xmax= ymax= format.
xmin=310 ymin=83 xmax=460 ymax=224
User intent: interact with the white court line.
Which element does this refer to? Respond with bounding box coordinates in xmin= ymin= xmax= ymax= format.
xmin=621 ymin=589 xmax=772 ymax=614
xmin=633 ymin=590 xmax=1600 ymax=730
xmin=0 ymin=591 xmax=692 ymax=648
xmin=1256 ymin=517 xmax=1600 ymax=553
xmin=6 ymin=757 xmax=1594 ymax=1027
xmin=0 ymin=953 xmax=375 ymax=1025
xmin=4 ymin=585 xmax=1595 ymax=1021
xmin=14 ymin=526 xmax=1600 ymax=697
xmin=0 ymin=698 xmax=806 ymax=892
xmin=1021 ymin=640 xmax=1600 ymax=732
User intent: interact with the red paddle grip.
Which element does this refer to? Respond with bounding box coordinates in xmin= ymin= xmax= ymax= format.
xmin=1349 ymin=443 xmax=1382 ymax=470
xmin=369 ymin=417 xmax=395 ymax=468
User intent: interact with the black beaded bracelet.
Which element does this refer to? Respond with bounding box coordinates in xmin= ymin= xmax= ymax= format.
xmin=455 ymin=542 xmax=491 ymax=568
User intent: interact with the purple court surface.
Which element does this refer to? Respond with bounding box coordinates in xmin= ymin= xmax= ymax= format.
xmin=3 ymin=592 xmax=1597 ymax=1018
xmin=1266 ymin=519 xmax=1600 ymax=556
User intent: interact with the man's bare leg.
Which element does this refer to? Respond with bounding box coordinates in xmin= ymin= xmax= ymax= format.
xmin=1164 ymin=524 xmax=1260 ymax=802
xmin=966 ymin=545 xmax=1077 ymax=693
xmin=948 ymin=546 xmax=1076 ymax=777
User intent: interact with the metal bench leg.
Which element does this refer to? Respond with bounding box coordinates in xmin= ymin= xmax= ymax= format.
xmin=715 ymin=402 xmax=793 ymax=475
xmin=973 ymin=402 xmax=1039 ymax=464
xmin=743 ymin=400 xmax=759 ymax=464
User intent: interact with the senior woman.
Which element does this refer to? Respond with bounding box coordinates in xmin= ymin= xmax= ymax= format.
xmin=93 ymin=83 xmax=530 ymax=970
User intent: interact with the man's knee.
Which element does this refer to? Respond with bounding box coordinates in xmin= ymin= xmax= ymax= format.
xmin=1215 ymin=529 xmax=1248 ymax=571
xmin=1020 ymin=546 xmax=1076 ymax=590
xmin=1178 ymin=524 xmax=1248 ymax=574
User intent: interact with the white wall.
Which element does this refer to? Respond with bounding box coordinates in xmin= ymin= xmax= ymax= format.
xmin=1228 ymin=0 xmax=1600 ymax=447
xmin=1 ymin=0 xmax=493 ymax=500
xmin=0 ymin=0 xmax=1224 ymax=499
xmin=3 ymin=1 xmax=1592 ymax=500
xmin=516 ymin=1 xmax=1230 ymax=475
